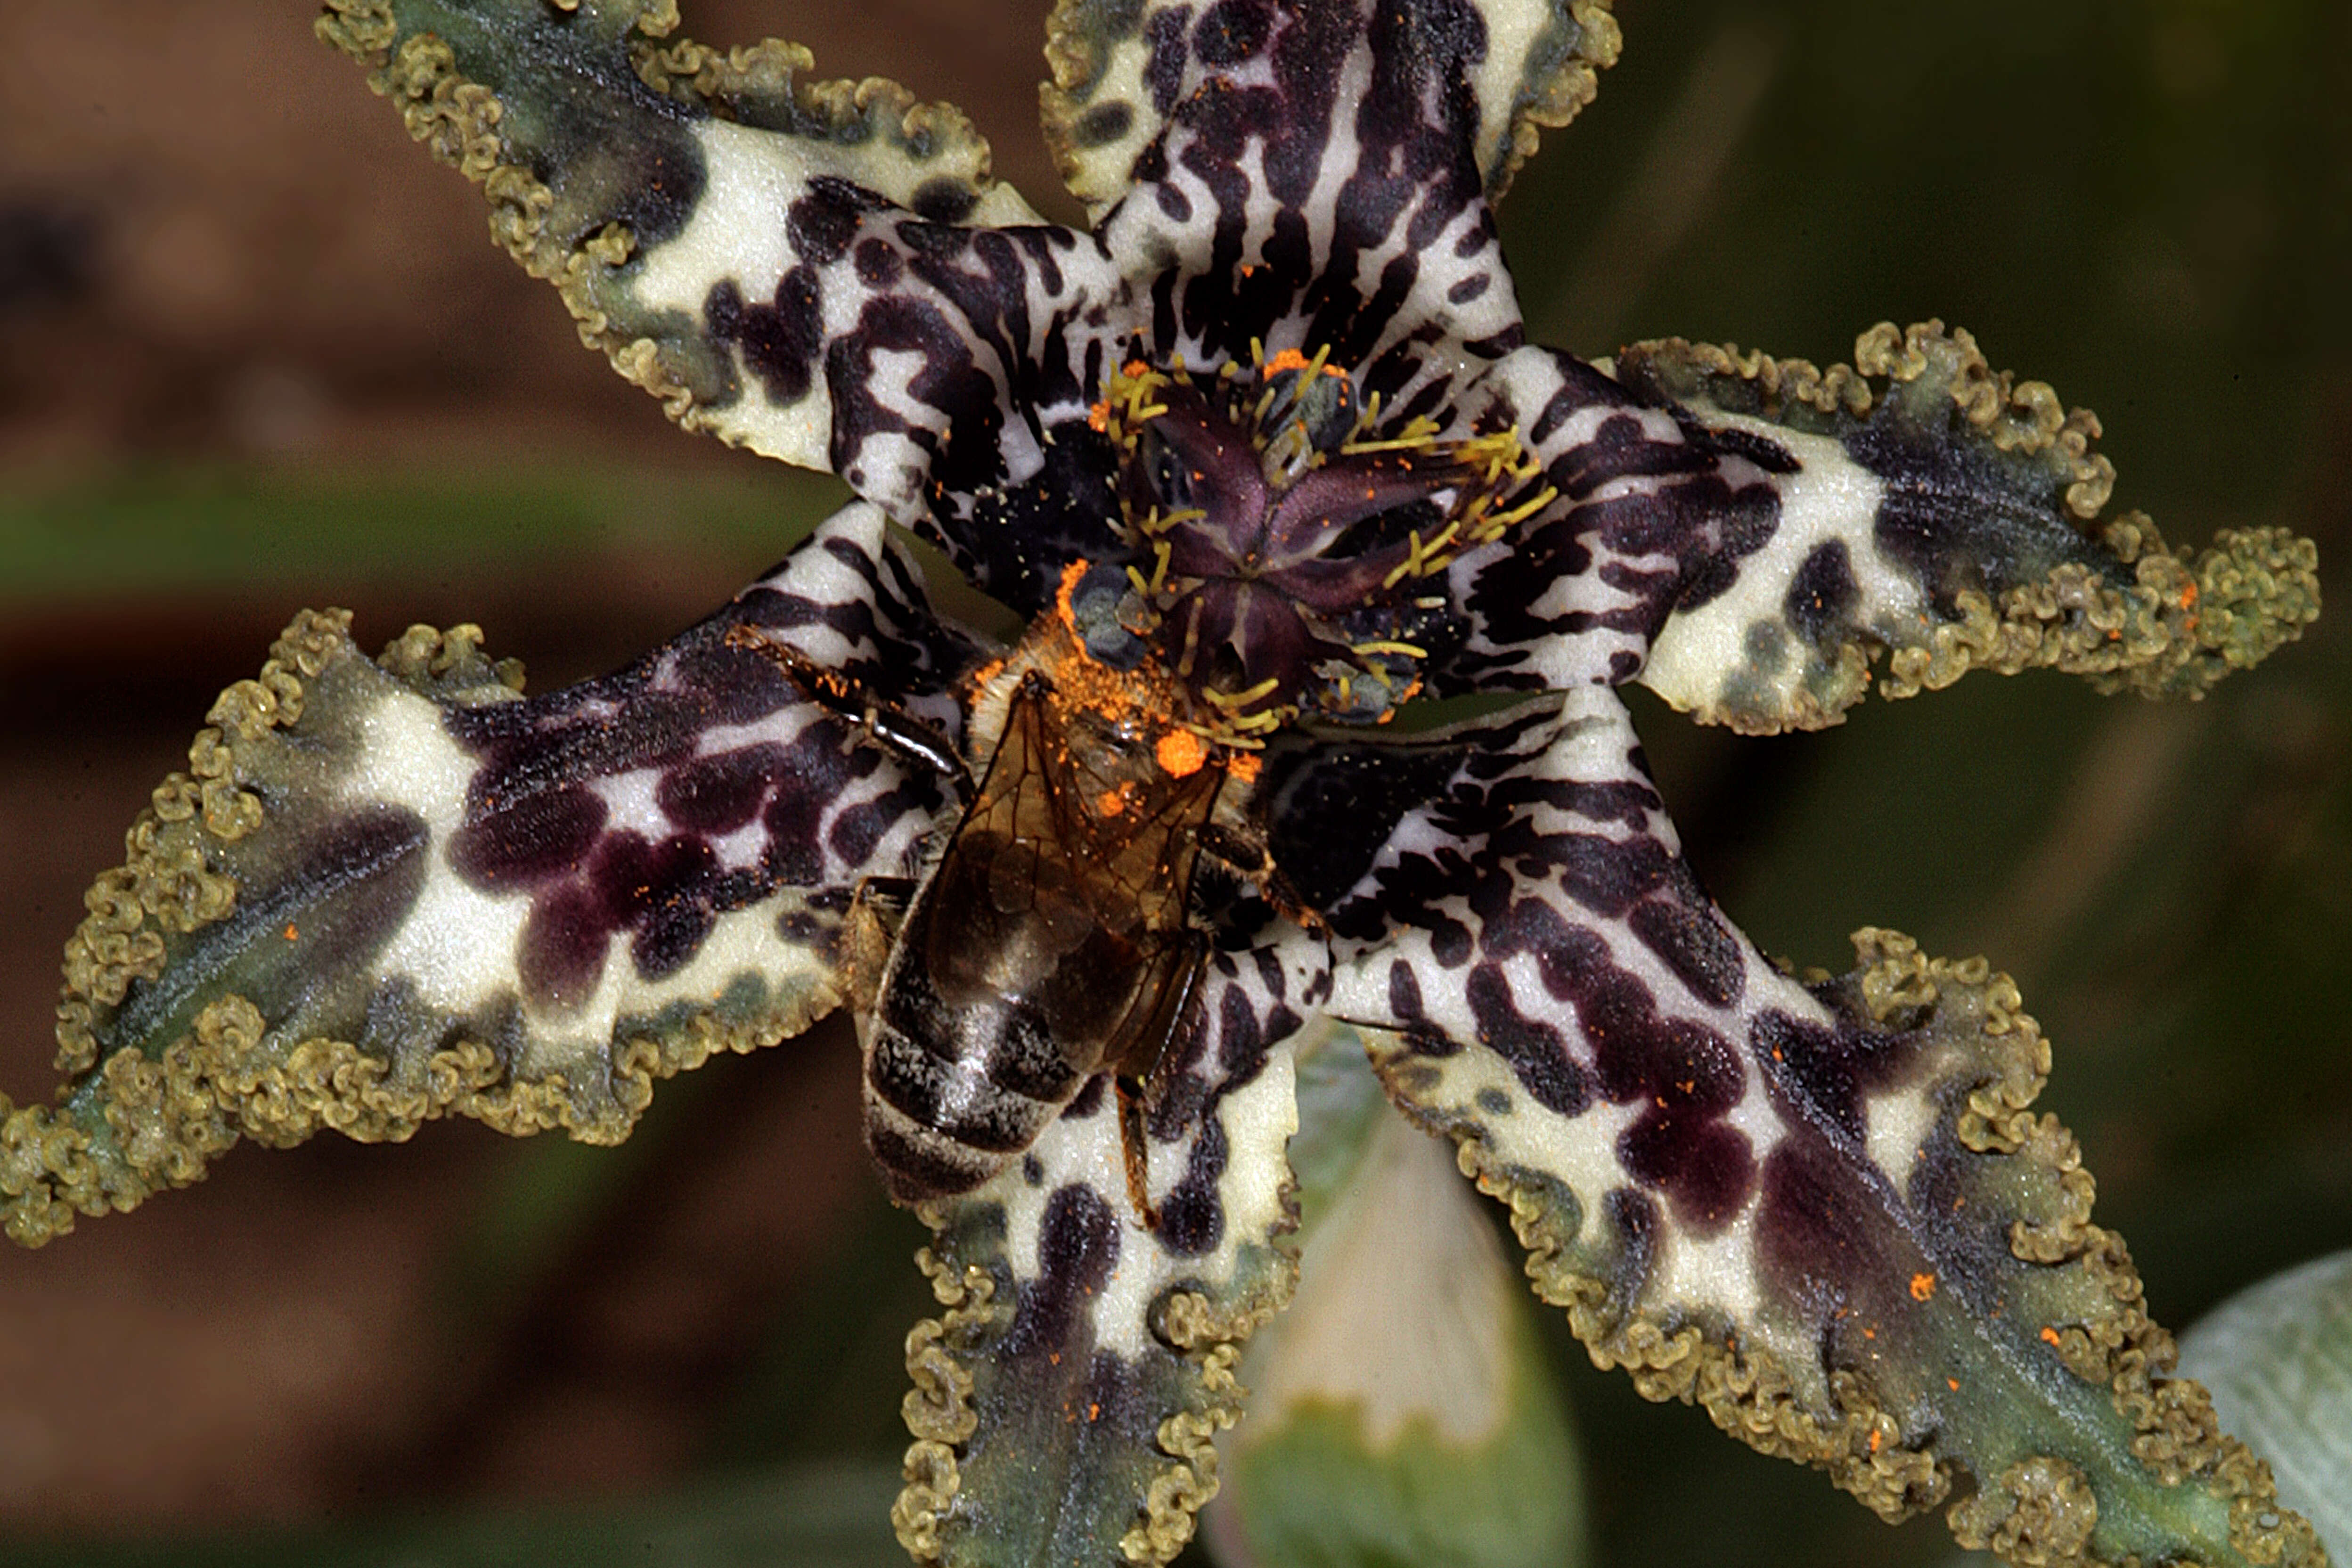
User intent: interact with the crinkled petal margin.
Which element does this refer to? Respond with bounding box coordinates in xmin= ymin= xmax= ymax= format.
xmin=320 ymin=0 xmax=1133 ymax=565
xmin=1369 ymin=933 xmax=2326 ymax=1568
xmin=1619 ymin=322 xmax=2321 ymax=731
xmin=1 ymin=506 xmax=956 ymax=1246
xmin=893 ymin=945 xmax=1324 ymax=1567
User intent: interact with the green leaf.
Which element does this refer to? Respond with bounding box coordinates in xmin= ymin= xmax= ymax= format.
xmin=2179 ymin=1250 xmax=2352 ymax=1562
xmin=1208 ymin=1032 xmax=1588 ymax=1568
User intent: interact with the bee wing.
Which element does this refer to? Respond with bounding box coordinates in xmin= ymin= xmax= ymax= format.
xmin=897 ymin=927 xmax=1327 ymax=1566
xmin=3 ymin=503 xmax=966 ymax=1245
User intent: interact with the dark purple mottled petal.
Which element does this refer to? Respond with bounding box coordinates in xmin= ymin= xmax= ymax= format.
xmin=1435 ymin=343 xmax=1797 ymax=694
xmin=1044 ymin=0 xmax=1620 ymax=212
xmin=1312 ymin=685 xmax=2323 ymax=1568
xmin=1087 ymin=0 xmax=1590 ymax=422
xmin=895 ymin=930 xmax=1326 ymax=1568
xmin=1439 ymin=327 xmax=2319 ymax=720
xmin=321 ymin=0 xmax=1134 ymax=613
xmin=2 ymin=505 xmax=961 ymax=1245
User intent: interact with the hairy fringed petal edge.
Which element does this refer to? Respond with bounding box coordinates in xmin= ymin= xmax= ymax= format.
xmin=1437 ymin=323 xmax=2317 ymax=716
xmin=1619 ymin=321 xmax=2321 ymax=731
xmin=2 ymin=504 xmax=961 ymax=1246
xmin=893 ymin=945 xmax=1326 ymax=1568
xmin=1366 ymin=932 xmax=2323 ymax=1567
xmin=1287 ymin=684 xmax=2323 ymax=1568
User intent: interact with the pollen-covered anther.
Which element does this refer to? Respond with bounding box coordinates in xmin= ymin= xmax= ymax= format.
xmin=1094 ymin=349 xmax=1556 ymax=725
xmin=1197 ymin=678 xmax=1291 ymax=745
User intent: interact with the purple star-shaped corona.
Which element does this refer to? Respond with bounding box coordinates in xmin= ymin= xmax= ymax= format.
xmin=0 ymin=3 xmax=2326 ymax=1566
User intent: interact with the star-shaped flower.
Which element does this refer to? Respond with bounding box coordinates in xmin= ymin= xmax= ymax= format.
xmin=0 ymin=3 xmax=2328 ymax=1566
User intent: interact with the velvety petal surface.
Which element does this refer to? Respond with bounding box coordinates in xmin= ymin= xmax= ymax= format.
xmin=0 ymin=505 xmax=956 ymax=1245
xmin=1311 ymin=686 xmax=2322 ymax=1568
xmin=1086 ymin=0 xmax=1598 ymax=425
xmin=1042 ymin=0 xmax=1621 ymax=214
xmin=1446 ymin=324 xmax=2319 ymax=721
xmin=893 ymin=931 xmax=1327 ymax=1568
xmin=321 ymin=0 xmax=1136 ymax=611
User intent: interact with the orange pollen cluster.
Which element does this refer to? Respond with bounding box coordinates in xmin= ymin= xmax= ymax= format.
xmin=1047 ymin=559 xmax=1218 ymax=780
xmin=1259 ymin=345 xmax=1346 ymax=379
xmin=1155 ymin=729 xmax=1209 ymax=778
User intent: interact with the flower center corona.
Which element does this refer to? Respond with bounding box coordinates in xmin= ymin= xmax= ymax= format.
xmin=1080 ymin=346 xmax=1555 ymax=741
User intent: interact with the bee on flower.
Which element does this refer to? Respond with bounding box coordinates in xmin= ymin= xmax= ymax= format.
xmin=0 ymin=3 xmax=2323 ymax=1567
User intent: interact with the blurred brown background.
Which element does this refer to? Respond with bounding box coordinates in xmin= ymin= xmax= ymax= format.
xmin=0 ymin=0 xmax=1038 ymax=1540
xmin=1 ymin=2 xmax=2346 ymax=1565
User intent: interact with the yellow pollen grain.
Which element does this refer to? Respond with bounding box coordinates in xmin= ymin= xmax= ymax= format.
xmin=1097 ymin=788 xmax=1128 ymax=817
xmin=1909 ymin=1272 xmax=1936 ymax=1302
xmin=1265 ymin=347 xmax=1312 ymax=376
xmin=1205 ymin=677 xmax=1282 ymax=710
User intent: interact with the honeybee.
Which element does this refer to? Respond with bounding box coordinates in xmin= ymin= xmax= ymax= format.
xmin=725 ymin=618 xmax=1251 ymax=1221
xmin=862 ymin=670 xmax=1229 ymax=1210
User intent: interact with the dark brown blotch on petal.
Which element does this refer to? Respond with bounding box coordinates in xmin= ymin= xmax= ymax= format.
xmin=1004 ymin=1184 xmax=1122 ymax=1356
xmin=1485 ymin=898 xmax=1756 ymax=1232
xmin=448 ymin=784 xmax=607 ymax=888
xmin=657 ymin=742 xmax=784 ymax=835
xmin=1464 ymin=960 xmax=1590 ymax=1115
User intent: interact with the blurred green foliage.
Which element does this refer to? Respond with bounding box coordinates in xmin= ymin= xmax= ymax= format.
xmin=0 ymin=0 xmax=2345 ymax=1564
xmin=0 ymin=1462 xmax=908 ymax=1568
xmin=0 ymin=465 xmax=841 ymax=604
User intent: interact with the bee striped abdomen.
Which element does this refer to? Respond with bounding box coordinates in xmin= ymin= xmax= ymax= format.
xmin=859 ymin=874 xmax=1097 ymax=1200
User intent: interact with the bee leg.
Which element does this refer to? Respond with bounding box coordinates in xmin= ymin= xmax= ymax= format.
xmin=1113 ymin=1075 xmax=1162 ymax=1230
xmin=1192 ymin=823 xmax=1325 ymax=932
xmin=722 ymin=624 xmax=974 ymax=798
xmin=857 ymin=875 xmax=917 ymax=926
xmin=840 ymin=876 xmax=916 ymax=1013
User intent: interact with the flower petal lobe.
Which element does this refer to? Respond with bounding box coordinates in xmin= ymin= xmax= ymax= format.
xmin=1315 ymin=687 xmax=2322 ymax=1568
xmin=893 ymin=938 xmax=1323 ymax=1567
xmin=0 ymin=505 xmax=956 ymax=1245
xmin=1094 ymin=0 xmax=1538 ymax=417
xmin=1617 ymin=323 xmax=2321 ymax=730
xmin=1043 ymin=0 xmax=1620 ymax=213
xmin=322 ymin=0 xmax=1134 ymax=596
